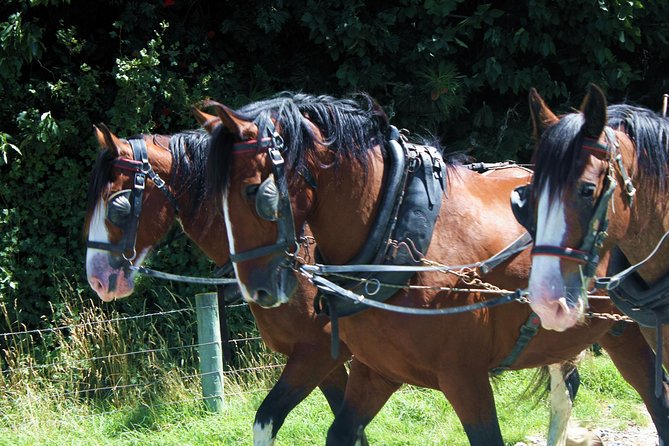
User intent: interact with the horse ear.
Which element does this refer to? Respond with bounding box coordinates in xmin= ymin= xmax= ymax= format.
xmin=580 ymin=83 xmax=607 ymax=138
xmin=191 ymin=106 xmax=221 ymax=134
xmin=94 ymin=123 xmax=122 ymax=156
xmin=528 ymin=88 xmax=558 ymax=140
xmin=202 ymin=100 xmax=257 ymax=140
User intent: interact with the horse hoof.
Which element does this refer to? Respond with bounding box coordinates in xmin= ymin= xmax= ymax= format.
xmin=566 ymin=426 xmax=603 ymax=446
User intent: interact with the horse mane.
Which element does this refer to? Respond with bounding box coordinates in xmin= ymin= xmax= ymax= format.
xmin=533 ymin=104 xmax=669 ymax=200
xmin=607 ymin=104 xmax=669 ymax=192
xmin=167 ymin=130 xmax=211 ymax=217
xmin=207 ymin=92 xmax=390 ymax=200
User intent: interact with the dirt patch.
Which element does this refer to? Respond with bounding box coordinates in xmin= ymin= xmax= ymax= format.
xmin=515 ymin=409 xmax=658 ymax=446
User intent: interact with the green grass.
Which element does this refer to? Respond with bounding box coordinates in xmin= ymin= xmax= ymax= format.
xmin=0 ymin=352 xmax=650 ymax=446
xmin=0 ymin=293 xmax=651 ymax=445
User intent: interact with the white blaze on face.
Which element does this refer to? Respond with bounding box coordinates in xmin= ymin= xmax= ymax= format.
xmin=86 ymin=199 xmax=110 ymax=277
xmin=222 ymin=187 xmax=254 ymax=303
xmin=528 ymin=183 xmax=576 ymax=330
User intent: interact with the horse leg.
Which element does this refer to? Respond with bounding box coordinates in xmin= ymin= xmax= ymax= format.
xmin=326 ymin=358 xmax=401 ymax=446
xmin=547 ymin=358 xmax=602 ymax=446
xmin=253 ymin=349 xmax=348 ymax=446
xmin=440 ymin=370 xmax=504 ymax=445
xmin=599 ymin=323 xmax=669 ymax=445
xmin=547 ymin=362 xmax=578 ymax=446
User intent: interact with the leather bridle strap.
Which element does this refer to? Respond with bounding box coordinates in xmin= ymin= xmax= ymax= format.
xmin=87 ymin=138 xmax=180 ymax=261
xmin=531 ymin=245 xmax=590 ymax=264
xmin=228 ymin=125 xmax=298 ymax=264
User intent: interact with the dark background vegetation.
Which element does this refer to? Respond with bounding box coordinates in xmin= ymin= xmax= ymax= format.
xmin=1 ymin=0 xmax=668 ymax=336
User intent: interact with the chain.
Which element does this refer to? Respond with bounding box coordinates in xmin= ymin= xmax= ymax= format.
xmin=421 ymin=259 xmax=505 ymax=293
xmin=299 ymin=252 xmax=634 ymax=322
xmin=585 ymin=311 xmax=634 ymax=323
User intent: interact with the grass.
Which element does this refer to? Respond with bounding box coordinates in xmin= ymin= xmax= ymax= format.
xmin=0 ymin=291 xmax=652 ymax=445
xmin=0 ymin=352 xmax=650 ymax=446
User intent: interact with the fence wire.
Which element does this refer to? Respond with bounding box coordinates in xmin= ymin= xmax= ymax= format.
xmin=0 ymin=297 xmax=286 ymax=420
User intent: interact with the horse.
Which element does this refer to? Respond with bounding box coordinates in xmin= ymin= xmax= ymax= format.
xmin=524 ymin=84 xmax=669 ymax=334
xmin=83 ymin=120 xmax=360 ymax=445
xmin=204 ymin=91 xmax=669 ymax=445
xmin=84 ymin=113 xmax=600 ymax=446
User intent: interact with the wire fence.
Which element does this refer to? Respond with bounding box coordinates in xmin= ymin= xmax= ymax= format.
xmin=0 ymin=294 xmax=286 ymax=419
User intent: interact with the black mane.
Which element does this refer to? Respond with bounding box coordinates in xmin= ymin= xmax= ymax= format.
xmin=167 ymin=131 xmax=211 ymax=216
xmin=533 ymin=104 xmax=669 ymax=200
xmin=207 ymin=92 xmax=391 ymax=198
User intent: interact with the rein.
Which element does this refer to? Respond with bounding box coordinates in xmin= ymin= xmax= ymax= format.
xmin=129 ymin=264 xmax=237 ymax=285
xmin=301 ymin=267 xmax=528 ymax=315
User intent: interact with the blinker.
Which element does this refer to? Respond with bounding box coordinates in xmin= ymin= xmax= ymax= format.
xmin=255 ymin=174 xmax=280 ymax=221
xmin=510 ymin=184 xmax=534 ymax=237
xmin=107 ymin=189 xmax=132 ymax=227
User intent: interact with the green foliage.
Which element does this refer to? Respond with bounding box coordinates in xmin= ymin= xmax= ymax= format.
xmin=1 ymin=0 xmax=669 ymax=338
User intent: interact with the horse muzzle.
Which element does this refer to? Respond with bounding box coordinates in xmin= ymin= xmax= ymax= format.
xmin=242 ymin=258 xmax=298 ymax=308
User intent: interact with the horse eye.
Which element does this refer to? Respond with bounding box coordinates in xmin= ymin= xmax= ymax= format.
xmin=245 ymin=184 xmax=260 ymax=197
xmin=579 ymin=182 xmax=596 ymax=198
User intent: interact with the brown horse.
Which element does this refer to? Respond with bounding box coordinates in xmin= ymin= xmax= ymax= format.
xmin=83 ymin=122 xmax=358 ymax=445
xmin=525 ymin=84 xmax=669 ymax=334
xmin=83 ymin=114 xmax=597 ymax=446
xmin=205 ymin=92 xmax=669 ymax=445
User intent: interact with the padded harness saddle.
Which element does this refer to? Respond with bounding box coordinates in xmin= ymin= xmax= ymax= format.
xmin=603 ymin=249 xmax=669 ymax=328
xmin=314 ymin=129 xmax=445 ymax=355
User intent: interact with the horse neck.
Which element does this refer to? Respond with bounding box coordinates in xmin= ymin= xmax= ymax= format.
xmin=606 ymin=134 xmax=669 ymax=283
xmin=306 ymin=146 xmax=385 ymax=264
xmin=617 ymin=181 xmax=669 ymax=284
xmin=179 ymin=200 xmax=231 ymax=266
xmin=151 ymin=135 xmax=232 ymax=266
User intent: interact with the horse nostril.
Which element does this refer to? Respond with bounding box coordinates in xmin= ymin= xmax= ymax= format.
xmin=89 ymin=276 xmax=105 ymax=294
xmin=108 ymin=273 xmax=118 ymax=293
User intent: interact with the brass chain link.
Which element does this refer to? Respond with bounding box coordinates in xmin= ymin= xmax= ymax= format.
xmin=423 ymin=259 xmax=633 ymax=322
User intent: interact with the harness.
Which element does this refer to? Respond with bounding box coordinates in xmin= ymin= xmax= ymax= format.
xmin=314 ymin=133 xmax=445 ymax=313
xmin=87 ymin=137 xmax=237 ymax=287
xmin=87 ymin=138 xmax=179 ymax=261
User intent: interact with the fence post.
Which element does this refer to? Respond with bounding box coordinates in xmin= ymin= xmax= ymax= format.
xmin=195 ymin=292 xmax=224 ymax=412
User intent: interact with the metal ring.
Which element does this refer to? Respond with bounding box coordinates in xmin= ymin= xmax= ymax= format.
xmin=364 ymin=278 xmax=381 ymax=296
xmin=123 ymin=248 xmax=137 ymax=263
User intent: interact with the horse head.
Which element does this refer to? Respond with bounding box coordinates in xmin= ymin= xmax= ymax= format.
xmin=526 ymin=84 xmax=637 ymax=330
xmin=204 ymin=93 xmax=386 ymax=308
xmin=85 ymin=125 xmax=185 ymax=301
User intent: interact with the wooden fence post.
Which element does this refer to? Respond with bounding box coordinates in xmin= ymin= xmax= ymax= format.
xmin=195 ymin=292 xmax=224 ymax=412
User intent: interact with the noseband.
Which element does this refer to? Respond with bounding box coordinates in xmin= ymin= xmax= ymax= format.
xmin=87 ymin=138 xmax=180 ymax=263
xmin=227 ymin=123 xmax=299 ymax=265
xmin=531 ymin=127 xmax=635 ymax=278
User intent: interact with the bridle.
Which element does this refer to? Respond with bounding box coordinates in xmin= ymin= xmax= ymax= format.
xmin=227 ymin=122 xmax=300 ymax=266
xmin=529 ymin=127 xmax=636 ymax=279
xmin=87 ymin=138 xmax=180 ymax=264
